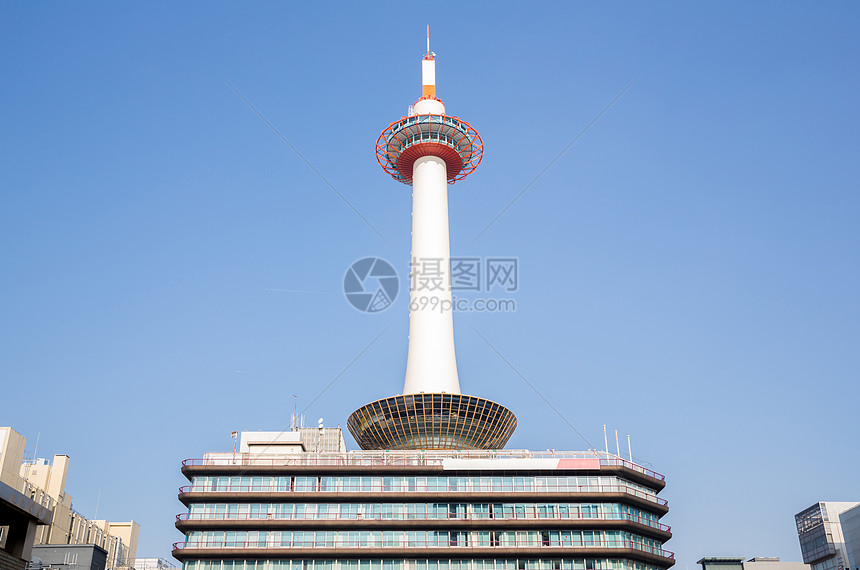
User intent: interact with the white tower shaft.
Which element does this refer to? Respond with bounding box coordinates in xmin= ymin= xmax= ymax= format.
xmin=403 ymin=155 xmax=461 ymax=395
xmin=350 ymin=31 xmax=515 ymax=452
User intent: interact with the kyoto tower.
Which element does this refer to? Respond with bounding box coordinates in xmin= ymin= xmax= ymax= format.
xmin=348 ymin=29 xmax=517 ymax=450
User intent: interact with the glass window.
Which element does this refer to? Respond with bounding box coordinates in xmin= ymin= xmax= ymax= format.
xmin=294 ymin=477 xmax=317 ymax=492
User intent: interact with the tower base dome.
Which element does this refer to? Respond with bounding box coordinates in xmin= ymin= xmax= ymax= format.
xmin=347 ymin=393 xmax=516 ymax=450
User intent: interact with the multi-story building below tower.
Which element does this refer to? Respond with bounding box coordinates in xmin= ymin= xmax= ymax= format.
xmin=173 ymin=431 xmax=674 ymax=570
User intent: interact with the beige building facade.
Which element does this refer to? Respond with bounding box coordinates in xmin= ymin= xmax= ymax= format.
xmin=0 ymin=428 xmax=139 ymax=570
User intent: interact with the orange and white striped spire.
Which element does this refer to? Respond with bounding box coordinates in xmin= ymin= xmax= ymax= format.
xmin=421 ymin=25 xmax=436 ymax=99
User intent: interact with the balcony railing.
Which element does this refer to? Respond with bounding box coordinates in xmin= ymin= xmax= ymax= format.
xmin=175 ymin=511 xmax=670 ymax=532
xmin=172 ymin=539 xmax=674 ymax=559
xmin=178 ymin=484 xmax=668 ymax=508
xmin=181 ymin=452 xmax=665 ymax=483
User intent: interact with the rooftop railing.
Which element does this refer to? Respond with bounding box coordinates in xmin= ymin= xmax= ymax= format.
xmin=182 ymin=452 xmax=664 ymax=482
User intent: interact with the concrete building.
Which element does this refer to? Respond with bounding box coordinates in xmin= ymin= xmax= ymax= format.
xmin=172 ymin=31 xmax=673 ymax=570
xmin=838 ymin=505 xmax=860 ymax=570
xmin=174 ymin=433 xmax=673 ymax=570
xmin=697 ymin=558 xmax=807 ymax=570
xmin=697 ymin=558 xmax=743 ymax=570
xmin=134 ymin=558 xmax=177 ymax=570
xmin=30 ymin=544 xmax=108 ymax=570
xmin=0 ymin=474 xmax=53 ymax=570
xmin=0 ymin=428 xmax=140 ymax=570
xmin=795 ymin=502 xmax=860 ymax=570
xmin=743 ymin=558 xmax=808 ymax=570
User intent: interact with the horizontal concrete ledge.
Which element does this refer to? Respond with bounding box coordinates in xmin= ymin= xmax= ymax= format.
xmin=172 ymin=547 xmax=674 ymax=568
xmin=0 ymin=480 xmax=53 ymax=525
xmin=177 ymin=492 xmax=669 ymax=516
xmin=179 ymin=465 xmax=665 ymax=492
xmin=175 ymin=517 xmax=671 ymax=541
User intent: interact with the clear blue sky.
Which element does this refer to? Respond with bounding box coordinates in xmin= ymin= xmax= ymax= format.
xmin=2 ymin=1 xmax=858 ymax=567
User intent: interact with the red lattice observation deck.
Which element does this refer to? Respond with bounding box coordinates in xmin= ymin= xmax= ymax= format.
xmin=376 ymin=114 xmax=483 ymax=184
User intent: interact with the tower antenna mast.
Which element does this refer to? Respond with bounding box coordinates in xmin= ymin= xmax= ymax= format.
xmin=426 ymin=25 xmax=430 ymax=56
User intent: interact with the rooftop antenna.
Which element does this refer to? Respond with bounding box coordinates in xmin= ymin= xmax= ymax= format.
xmin=603 ymin=425 xmax=608 ymax=455
xmin=426 ymin=25 xmax=430 ymax=57
xmin=291 ymin=394 xmax=297 ymax=430
xmin=614 ymin=429 xmax=620 ymax=458
xmin=24 ymin=432 xmax=40 ymax=481
xmin=627 ymin=434 xmax=633 ymax=463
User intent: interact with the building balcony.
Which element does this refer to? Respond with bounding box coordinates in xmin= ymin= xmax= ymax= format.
xmin=171 ymin=540 xmax=675 ymax=567
xmin=177 ymin=485 xmax=667 ymax=515
xmin=174 ymin=512 xmax=671 ymax=540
